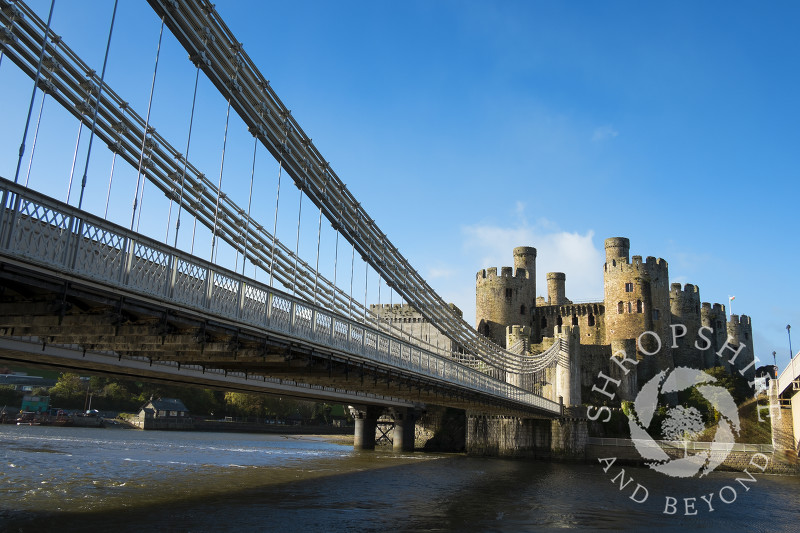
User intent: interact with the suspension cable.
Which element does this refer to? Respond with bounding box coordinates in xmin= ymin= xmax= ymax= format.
xmin=312 ymin=206 xmax=322 ymax=305
xmin=349 ymin=243 xmax=355 ymax=319
xmin=242 ymin=136 xmax=258 ymax=275
xmin=130 ymin=17 xmax=164 ymax=231
xmin=210 ymin=99 xmax=232 ymax=264
xmin=23 ymin=92 xmax=46 ymax=187
xmin=14 ymin=0 xmax=54 ymax=184
xmin=268 ymin=160 xmax=282 ymax=286
xmin=173 ymin=67 xmax=200 ymax=248
xmin=77 ymin=0 xmax=118 ymax=210
xmin=292 ymin=188 xmax=303 ymax=297
xmin=103 ymin=102 xmax=127 ymax=219
xmin=65 ymin=122 xmax=83 ymax=203
xmin=363 ymin=261 xmax=368 ymax=322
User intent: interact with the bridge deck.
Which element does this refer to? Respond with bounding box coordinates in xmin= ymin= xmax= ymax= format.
xmin=0 ymin=177 xmax=560 ymax=417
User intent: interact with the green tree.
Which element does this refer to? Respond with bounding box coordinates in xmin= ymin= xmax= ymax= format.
xmin=224 ymin=392 xmax=265 ymax=418
xmin=49 ymin=373 xmax=88 ymax=408
xmin=0 ymin=385 xmax=19 ymax=407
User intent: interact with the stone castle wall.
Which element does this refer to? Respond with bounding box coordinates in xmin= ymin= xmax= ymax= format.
xmin=476 ymin=238 xmax=756 ymax=393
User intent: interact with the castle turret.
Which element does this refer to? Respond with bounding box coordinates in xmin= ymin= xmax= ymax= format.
xmin=670 ymin=283 xmax=703 ymax=368
xmin=605 ymin=237 xmax=630 ymax=265
xmin=547 ymin=272 xmax=567 ymax=305
xmin=513 ymin=246 xmax=537 ymax=281
xmin=476 ymin=247 xmax=537 ymax=348
xmin=726 ymin=314 xmax=755 ymax=381
xmin=700 ymin=303 xmax=728 ymax=370
xmin=603 ymin=238 xmax=672 ymax=381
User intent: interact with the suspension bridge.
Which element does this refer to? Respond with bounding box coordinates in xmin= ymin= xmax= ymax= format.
xmin=0 ymin=0 xmax=574 ymax=450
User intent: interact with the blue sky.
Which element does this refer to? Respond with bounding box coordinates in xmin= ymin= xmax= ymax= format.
xmin=1 ymin=1 xmax=798 ymax=372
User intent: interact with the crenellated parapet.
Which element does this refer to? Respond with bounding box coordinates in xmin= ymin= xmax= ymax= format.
xmin=371 ymin=302 xmax=463 ymax=320
xmin=534 ymin=303 xmax=605 ymax=345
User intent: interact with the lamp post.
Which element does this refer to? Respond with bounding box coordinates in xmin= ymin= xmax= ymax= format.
xmin=772 ymin=351 xmax=777 ymax=378
xmin=788 ymin=324 xmax=793 ymax=359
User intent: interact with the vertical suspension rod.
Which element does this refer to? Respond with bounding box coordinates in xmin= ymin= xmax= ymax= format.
xmin=292 ymin=187 xmax=303 ymax=296
xmin=210 ymin=99 xmax=232 ymax=264
xmin=65 ymin=123 xmax=83 ymax=202
xmin=173 ymin=66 xmax=200 ymax=248
xmin=23 ymin=91 xmax=47 ymax=187
xmin=130 ymin=17 xmax=165 ymax=231
xmin=77 ymin=0 xmax=119 ymax=210
xmin=242 ymin=136 xmax=258 ymax=275
xmin=14 ymin=0 xmax=54 ymax=184
xmin=268 ymin=161 xmax=282 ymax=286
xmin=312 ymin=207 xmax=322 ymax=305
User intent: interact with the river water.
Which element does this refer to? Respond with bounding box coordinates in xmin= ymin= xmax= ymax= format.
xmin=1 ymin=425 xmax=798 ymax=532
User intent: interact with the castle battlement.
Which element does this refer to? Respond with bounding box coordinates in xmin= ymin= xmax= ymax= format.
xmin=535 ymin=302 xmax=603 ymax=316
xmin=507 ymin=325 xmax=531 ymax=336
xmin=603 ymin=255 xmax=668 ymax=276
xmin=730 ymin=314 xmax=751 ymax=326
xmin=701 ymin=302 xmax=726 ymax=315
xmin=671 ymin=283 xmax=699 ymax=294
xmin=476 ymin=266 xmax=529 ymax=281
xmin=370 ymin=302 xmax=463 ymax=319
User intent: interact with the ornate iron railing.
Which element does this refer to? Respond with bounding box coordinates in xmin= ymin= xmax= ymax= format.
xmin=0 ymin=177 xmax=561 ymax=413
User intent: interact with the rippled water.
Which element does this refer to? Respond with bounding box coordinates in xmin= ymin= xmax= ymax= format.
xmin=1 ymin=425 xmax=798 ymax=532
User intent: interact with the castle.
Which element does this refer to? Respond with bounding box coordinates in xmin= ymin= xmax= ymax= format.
xmin=475 ymin=238 xmax=756 ymax=402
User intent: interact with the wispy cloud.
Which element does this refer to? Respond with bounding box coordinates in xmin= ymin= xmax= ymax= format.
xmin=462 ymin=214 xmax=604 ymax=302
xmin=428 ymin=267 xmax=456 ymax=280
xmin=591 ymin=125 xmax=619 ymax=142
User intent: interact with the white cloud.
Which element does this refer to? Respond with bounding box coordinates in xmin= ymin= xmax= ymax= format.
xmin=592 ymin=125 xmax=619 ymax=142
xmin=428 ymin=267 xmax=456 ymax=280
xmin=462 ymin=216 xmax=605 ymax=303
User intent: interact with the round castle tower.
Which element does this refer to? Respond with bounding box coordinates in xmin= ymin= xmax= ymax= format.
xmin=603 ymin=237 xmax=672 ymax=381
xmin=547 ymin=272 xmax=567 ymax=305
xmin=669 ymin=283 xmax=703 ymax=368
xmin=700 ymin=303 xmax=729 ymax=370
xmin=726 ymin=315 xmax=755 ymax=380
xmin=476 ymin=246 xmax=537 ymax=348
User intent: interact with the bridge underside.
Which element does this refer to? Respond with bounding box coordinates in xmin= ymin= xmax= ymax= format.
xmin=0 ymin=259 xmax=551 ymax=418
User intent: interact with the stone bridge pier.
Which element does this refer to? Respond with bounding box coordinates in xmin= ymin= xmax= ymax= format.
xmin=466 ymin=326 xmax=587 ymax=459
xmin=349 ymin=405 xmax=417 ymax=452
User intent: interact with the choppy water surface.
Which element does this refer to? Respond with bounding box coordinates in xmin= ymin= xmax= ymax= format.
xmin=1 ymin=425 xmax=798 ymax=532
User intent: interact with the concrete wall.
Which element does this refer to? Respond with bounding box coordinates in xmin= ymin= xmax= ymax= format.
xmin=793 ymin=392 xmax=800 ymax=452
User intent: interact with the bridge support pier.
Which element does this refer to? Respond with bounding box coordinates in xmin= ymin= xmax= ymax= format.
xmin=390 ymin=407 xmax=417 ymax=452
xmin=349 ymin=405 xmax=382 ymax=450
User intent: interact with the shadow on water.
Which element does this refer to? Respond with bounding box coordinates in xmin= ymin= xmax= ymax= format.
xmin=3 ymin=454 xmax=800 ymax=533
xmin=2 ymin=426 xmax=800 ymax=532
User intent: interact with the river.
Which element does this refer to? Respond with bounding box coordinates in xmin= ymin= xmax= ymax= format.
xmin=1 ymin=425 xmax=798 ymax=532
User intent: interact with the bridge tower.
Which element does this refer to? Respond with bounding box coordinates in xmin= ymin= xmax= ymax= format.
xmin=476 ymin=247 xmax=536 ymax=348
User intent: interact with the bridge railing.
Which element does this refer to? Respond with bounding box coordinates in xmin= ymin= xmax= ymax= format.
xmin=777 ymin=349 xmax=800 ymax=396
xmin=0 ymin=177 xmax=560 ymax=414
